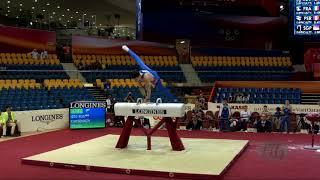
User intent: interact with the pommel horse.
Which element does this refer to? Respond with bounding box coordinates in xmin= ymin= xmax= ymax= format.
xmin=114 ymin=98 xmax=185 ymax=151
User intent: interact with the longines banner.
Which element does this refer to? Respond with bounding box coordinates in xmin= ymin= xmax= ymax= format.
xmin=208 ymin=103 xmax=320 ymax=114
xmin=15 ymin=108 xmax=69 ymax=133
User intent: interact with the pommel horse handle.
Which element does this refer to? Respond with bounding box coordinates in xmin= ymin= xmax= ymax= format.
xmin=136 ymin=98 xmax=143 ymax=105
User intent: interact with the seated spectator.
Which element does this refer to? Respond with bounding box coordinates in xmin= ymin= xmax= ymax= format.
xmin=198 ymin=93 xmax=206 ymax=110
xmin=186 ymin=115 xmax=202 ymax=130
xmin=229 ymin=112 xmax=240 ymax=132
xmin=242 ymin=94 xmax=250 ymax=103
xmin=240 ymin=106 xmax=251 ymax=131
xmin=228 ymin=93 xmax=234 ymax=103
xmin=124 ymin=92 xmax=135 ymax=102
xmin=1 ymin=106 xmax=17 ymax=137
xmin=254 ymin=114 xmax=272 ymax=133
xmin=261 ymin=105 xmax=272 ymax=121
xmin=235 ymin=93 xmax=243 ymax=103
xmin=218 ymin=100 xmax=231 ymax=131
xmin=40 ymin=49 xmax=48 ymax=59
xmin=30 ymin=49 xmax=38 ymax=59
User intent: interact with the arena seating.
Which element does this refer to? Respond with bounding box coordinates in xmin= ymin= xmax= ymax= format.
xmin=214 ymin=87 xmax=301 ymax=104
xmin=0 ymin=53 xmax=69 ymax=81
xmin=0 ymin=79 xmax=94 ymax=111
xmin=73 ymin=55 xmax=186 ymax=83
xmin=192 ymin=56 xmax=293 ymax=82
xmin=96 ymin=79 xmax=178 ymax=102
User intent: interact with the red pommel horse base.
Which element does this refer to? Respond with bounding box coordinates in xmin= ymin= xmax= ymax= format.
xmin=114 ymin=100 xmax=185 ymax=151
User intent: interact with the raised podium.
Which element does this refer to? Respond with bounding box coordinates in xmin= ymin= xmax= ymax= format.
xmin=114 ymin=99 xmax=185 ymax=151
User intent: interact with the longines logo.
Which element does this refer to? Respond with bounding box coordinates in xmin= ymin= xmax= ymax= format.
xmin=132 ymin=109 xmax=167 ymax=115
xmin=32 ymin=114 xmax=64 ymax=122
xmin=70 ymin=102 xmax=106 ymax=109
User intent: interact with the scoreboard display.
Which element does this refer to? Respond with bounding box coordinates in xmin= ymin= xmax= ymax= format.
xmin=69 ymin=101 xmax=106 ymax=129
xmin=292 ymin=0 xmax=320 ymax=37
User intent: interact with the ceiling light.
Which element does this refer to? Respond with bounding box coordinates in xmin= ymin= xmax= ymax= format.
xmin=83 ymin=13 xmax=86 ymax=16
xmin=7 ymin=1 xmax=10 ymax=3
xmin=67 ymin=9 xmax=70 ymax=11
xmin=7 ymin=10 xmax=10 ymax=12
xmin=76 ymin=11 xmax=79 ymax=14
xmin=53 ymin=12 xmax=55 ymax=15
xmin=50 ymin=16 xmax=53 ymax=18
xmin=7 ymin=6 xmax=9 ymax=8
xmin=16 ymin=16 xmax=19 ymax=18
xmin=30 ymin=22 xmax=33 ymax=25
xmin=62 ymin=14 xmax=65 ymax=17
xmin=86 ymin=20 xmax=88 ymax=22
xmin=78 ymin=18 xmax=81 ymax=21
xmin=67 ymin=20 xmax=70 ymax=22
xmin=19 ymin=9 xmax=22 ymax=11
xmin=70 ymin=16 xmax=73 ymax=19
xmin=46 ymin=3 xmax=50 ymax=6
xmin=59 ymin=18 xmax=61 ymax=20
xmin=42 ymin=9 xmax=45 ymax=12
xmin=34 ymin=0 xmax=38 ymax=2
xmin=20 ymin=3 xmax=22 ymax=7
xmin=57 ymin=6 xmax=60 ymax=9
xmin=99 ymin=24 xmax=102 ymax=26
xmin=92 ymin=15 xmax=94 ymax=18
xmin=5 ymin=14 xmax=8 ymax=16
xmin=32 ymin=6 xmax=35 ymax=9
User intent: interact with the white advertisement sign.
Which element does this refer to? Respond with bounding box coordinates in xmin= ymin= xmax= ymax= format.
xmin=208 ymin=102 xmax=320 ymax=114
xmin=15 ymin=108 xmax=69 ymax=133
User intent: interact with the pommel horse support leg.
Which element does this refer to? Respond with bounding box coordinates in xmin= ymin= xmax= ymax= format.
xmin=114 ymin=99 xmax=185 ymax=151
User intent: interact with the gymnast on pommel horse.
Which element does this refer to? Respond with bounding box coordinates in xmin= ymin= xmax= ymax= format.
xmin=122 ymin=45 xmax=176 ymax=103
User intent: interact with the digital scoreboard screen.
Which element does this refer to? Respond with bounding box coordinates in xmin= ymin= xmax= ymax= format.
xmin=69 ymin=101 xmax=106 ymax=129
xmin=293 ymin=0 xmax=320 ymax=37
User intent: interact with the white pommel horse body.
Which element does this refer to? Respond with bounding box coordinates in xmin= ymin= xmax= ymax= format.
xmin=114 ymin=99 xmax=185 ymax=151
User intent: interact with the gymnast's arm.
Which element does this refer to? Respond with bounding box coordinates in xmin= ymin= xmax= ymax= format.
xmin=122 ymin=45 xmax=152 ymax=72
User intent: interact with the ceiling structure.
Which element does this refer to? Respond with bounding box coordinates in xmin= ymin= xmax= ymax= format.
xmin=0 ymin=0 xmax=136 ymax=27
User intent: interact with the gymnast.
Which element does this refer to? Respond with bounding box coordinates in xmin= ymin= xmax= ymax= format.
xmin=122 ymin=45 xmax=175 ymax=103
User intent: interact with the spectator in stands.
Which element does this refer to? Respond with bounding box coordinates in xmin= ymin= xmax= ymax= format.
xmin=40 ymin=49 xmax=48 ymax=59
xmin=280 ymin=100 xmax=292 ymax=133
xmin=0 ymin=111 xmax=6 ymax=138
xmin=273 ymin=107 xmax=282 ymax=132
xmin=218 ymin=100 xmax=231 ymax=131
xmin=240 ymin=105 xmax=251 ymax=131
xmin=235 ymin=93 xmax=243 ymax=103
xmin=254 ymin=114 xmax=272 ymax=133
xmin=63 ymin=44 xmax=71 ymax=62
xmin=78 ymin=62 xmax=85 ymax=70
xmin=124 ymin=92 xmax=135 ymax=102
xmin=242 ymin=93 xmax=250 ymax=103
xmin=186 ymin=112 xmax=202 ymax=130
xmin=261 ymin=105 xmax=272 ymax=121
xmin=228 ymin=93 xmax=234 ymax=103
xmin=30 ymin=49 xmax=38 ymax=59
xmin=103 ymin=80 xmax=111 ymax=96
xmin=1 ymin=106 xmax=17 ymax=137
xmin=198 ymin=93 xmax=206 ymax=110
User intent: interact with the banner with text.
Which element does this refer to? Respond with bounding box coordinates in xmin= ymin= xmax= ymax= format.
xmin=208 ymin=103 xmax=320 ymax=114
xmin=15 ymin=108 xmax=69 ymax=133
